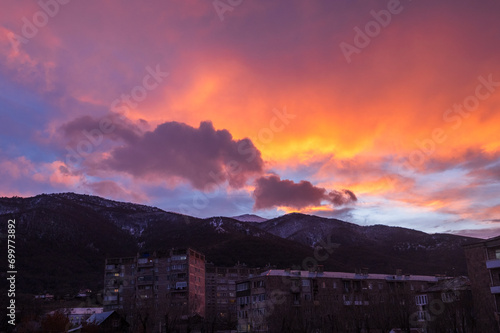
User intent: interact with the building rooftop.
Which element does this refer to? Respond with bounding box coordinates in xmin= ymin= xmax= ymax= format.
xmin=87 ymin=311 xmax=114 ymax=325
xmin=423 ymin=276 xmax=471 ymax=292
xmin=50 ymin=307 xmax=103 ymax=316
xmin=257 ymin=269 xmax=443 ymax=282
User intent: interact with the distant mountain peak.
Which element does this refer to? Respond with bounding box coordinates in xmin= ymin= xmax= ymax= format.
xmin=231 ymin=214 xmax=268 ymax=223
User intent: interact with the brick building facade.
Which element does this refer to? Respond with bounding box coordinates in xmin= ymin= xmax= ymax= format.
xmin=464 ymin=235 xmax=500 ymax=332
xmin=103 ymin=248 xmax=205 ymax=331
xmin=236 ymin=268 xmax=443 ymax=332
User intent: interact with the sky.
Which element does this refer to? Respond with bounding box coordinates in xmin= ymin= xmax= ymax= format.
xmin=1 ymin=0 xmax=499 ymax=238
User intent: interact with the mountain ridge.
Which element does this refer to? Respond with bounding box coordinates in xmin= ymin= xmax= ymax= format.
xmin=0 ymin=192 xmax=479 ymax=296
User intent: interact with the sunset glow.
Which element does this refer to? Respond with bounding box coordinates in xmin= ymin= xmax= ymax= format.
xmin=1 ymin=0 xmax=499 ymax=238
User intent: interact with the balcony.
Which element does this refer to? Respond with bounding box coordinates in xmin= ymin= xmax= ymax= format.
xmin=491 ymin=286 xmax=500 ymax=294
xmin=137 ymin=280 xmax=154 ymax=286
xmin=105 ymin=265 xmax=120 ymax=272
xmin=137 ymin=261 xmax=154 ymax=267
xmin=486 ymin=259 xmax=500 ymax=269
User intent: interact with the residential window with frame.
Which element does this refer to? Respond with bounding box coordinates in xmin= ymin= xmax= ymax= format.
xmin=415 ymin=294 xmax=428 ymax=305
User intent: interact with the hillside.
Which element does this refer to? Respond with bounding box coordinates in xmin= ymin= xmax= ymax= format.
xmin=0 ymin=193 xmax=480 ymax=297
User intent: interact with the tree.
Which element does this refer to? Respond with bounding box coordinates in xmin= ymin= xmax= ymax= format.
xmin=41 ymin=311 xmax=70 ymax=333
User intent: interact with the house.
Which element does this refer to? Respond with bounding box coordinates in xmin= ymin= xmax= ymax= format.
xmin=87 ymin=310 xmax=129 ymax=332
xmin=48 ymin=307 xmax=103 ymax=326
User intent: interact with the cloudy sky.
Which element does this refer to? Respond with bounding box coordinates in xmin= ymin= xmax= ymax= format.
xmin=1 ymin=0 xmax=499 ymax=238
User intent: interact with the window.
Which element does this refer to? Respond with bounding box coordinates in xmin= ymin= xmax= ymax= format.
xmin=175 ymin=282 xmax=187 ymax=290
xmin=237 ymin=296 xmax=250 ymax=305
xmin=415 ymin=294 xmax=428 ymax=305
xmin=171 ymin=255 xmax=187 ymax=261
xmin=137 ymin=275 xmax=153 ymax=282
xmin=302 ymin=279 xmax=310 ymax=287
xmin=496 ymin=249 xmax=500 ymax=259
xmin=417 ymin=311 xmax=428 ymax=321
xmin=253 ymin=280 xmax=265 ymax=288
xmin=441 ymin=291 xmax=458 ymax=303
xmin=236 ymin=282 xmax=250 ymax=291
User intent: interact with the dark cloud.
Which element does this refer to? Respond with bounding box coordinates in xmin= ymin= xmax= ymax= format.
xmin=253 ymin=175 xmax=357 ymax=210
xmin=86 ymin=180 xmax=128 ymax=198
xmin=313 ymin=207 xmax=356 ymax=221
xmin=102 ymin=121 xmax=263 ymax=190
xmin=327 ymin=189 xmax=357 ymax=206
xmin=60 ymin=113 xmax=144 ymax=146
xmin=423 ymin=149 xmax=500 ymax=174
xmin=449 ymin=227 xmax=500 ymax=239
xmin=467 ymin=163 xmax=500 ymax=183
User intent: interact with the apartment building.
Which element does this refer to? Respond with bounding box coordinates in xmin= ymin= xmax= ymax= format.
xmin=235 ymin=268 xmax=442 ymax=332
xmin=103 ymin=256 xmax=136 ymax=311
xmin=413 ymin=276 xmax=473 ymax=332
xmin=103 ymin=248 xmax=205 ymax=322
xmin=464 ymin=235 xmax=500 ymax=332
xmin=205 ymin=263 xmax=262 ymax=325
